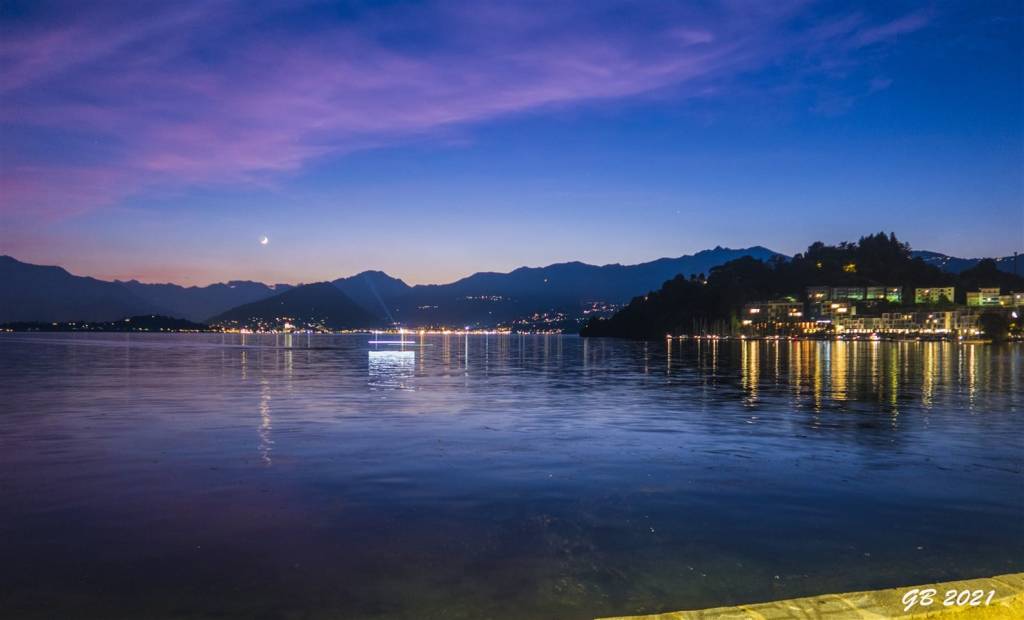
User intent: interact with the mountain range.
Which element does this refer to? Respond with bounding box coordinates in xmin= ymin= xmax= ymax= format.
xmin=209 ymin=282 xmax=376 ymax=330
xmin=359 ymin=246 xmax=784 ymax=327
xmin=0 ymin=247 xmax=779 ymax=327
xmin=910 ymin=250 xmax=1020 ymax=275
xmin=1 ymin=248 xmax=1018 ymax=328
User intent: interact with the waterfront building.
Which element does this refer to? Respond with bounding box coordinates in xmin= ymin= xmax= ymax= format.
xmin=833 ymin=314 xmax=896 ymax=334
xmin=922 ymin=310 xmax=957 ymax=332
xmin=954 ymin=312 xmax=982 ymax=334
xmin=865 ymin=286 xmax=902 ymax=303
xmin=740 ymin=300 xmax=806 ymax=335
xmin=805 ymin=286 xmax=830 ymax=303
xmin=914 ymin=286 xmax=955 ymax=304
xmin=831 ymin=286 xmax=866 ymax=301
xmin=806 ymin=299 xmax=856 ymax=321
xmin=742 ymin=300 xmax=804 ymax=324
xmin=823 ymin=301 xmax=855 ymax=317
xmin=832 ymin=310 xmax=981 ymax=337
xmin=999 ymin=292 xmax=1024 ymax=307
xmin=747 ymin=285 xmax=1011 ymax=338
xmin=966 ymin=288 xmax=1001 ymax=307
xmin=807 ymin=285 xmax=902 ymax=305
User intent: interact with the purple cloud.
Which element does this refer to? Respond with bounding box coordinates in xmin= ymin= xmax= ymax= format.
xmin=1 ymin=1 xmax=930 ymax=218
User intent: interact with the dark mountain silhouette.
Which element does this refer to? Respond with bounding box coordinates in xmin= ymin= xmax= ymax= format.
xmin=415 ymin=246 xmax=781 ymax=302
xmin=3 ymin=244 xmax=1018 ymax=328
xmin=208 ymin=282 xmax=378 ymax=329
xmin=377 ymin=246 xmax=784 ymax=327
xmin=119 ymin=279 xmax=292 ymax=321
xmin=7 ymin=249 xmax=783 ymax=327
xmin=310 ymin=247 xmax=784 ymax=327
xmin=332 ymin=270 xmax=412 ymax=320
xmin=0 ymin=255 xmax=160 ymax=322
xmin=911 ymin=250 xmax=1021 ymax=275
xmin=0 ymin=256 xmax=289 ymax=323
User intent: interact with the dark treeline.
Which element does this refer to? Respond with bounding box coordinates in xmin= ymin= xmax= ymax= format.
xmin=580 ymin=233 xmax=1022 ymax=339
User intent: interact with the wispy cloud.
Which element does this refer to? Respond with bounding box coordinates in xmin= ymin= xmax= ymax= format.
xmin=1 ymin=0 xmax=930 ymax=218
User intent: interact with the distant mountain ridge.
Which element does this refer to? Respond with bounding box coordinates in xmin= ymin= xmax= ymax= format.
xmin=373 ymin=246 xmax=784 ymax=327
xmin=0 ymin=255 xmax=290 ymax=323
xmin=911 ymin=251 xmax=1020 ymax=275
xmin=0 ymin=256 xmax=161 ymax=323
xmin=118 ymin=279 xmax=293 ymax=322
xmin=0 ymin=248 xmax=782 ymax=325
xmin=208 ymin=282 xmax=375 ymax=330
xmin=332 ymin=270 xmax=412 ymax=321
xmin=1 ymin=246 xmax=1016 ymax=327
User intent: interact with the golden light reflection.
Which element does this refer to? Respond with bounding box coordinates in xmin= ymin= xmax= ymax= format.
xmin=813 ymin=343 xmax=824 ymax=411
xmin=922 ymin=342 xmax=936 ymax=408
xmin=789 ymin=340 xmax=802 ymax=400
xmin=966 ymin=343 xmax=977 ymax=409
xmin=831 ymin=340 xmax=847 ymax=402
xmin=887 ymin=342 xmax=899 ymax=410
xmin=741 ymin=339 xmax=759 ymax=405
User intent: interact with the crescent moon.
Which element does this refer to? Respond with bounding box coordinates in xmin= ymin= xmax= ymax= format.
xmin=260 ymin=236 xmax=269 ymax=245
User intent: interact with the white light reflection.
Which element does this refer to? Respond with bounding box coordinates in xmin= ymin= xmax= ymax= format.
xmin=258 ymin=379 xmax=273 ymax=466
xmin=369 ymin=350 xmax=416 ymax=389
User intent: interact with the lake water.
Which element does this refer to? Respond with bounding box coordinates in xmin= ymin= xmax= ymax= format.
xmin=0 ymin=333 xmax=1021 ymax=619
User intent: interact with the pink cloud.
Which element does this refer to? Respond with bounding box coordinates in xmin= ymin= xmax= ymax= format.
xmin=0 ymin=164 xmax=130 ymax=221
xmin=0 ymin=1 xmax=931 ymax=219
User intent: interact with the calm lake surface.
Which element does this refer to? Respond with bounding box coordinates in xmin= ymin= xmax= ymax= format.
xmin=1 ymin=333 xmax=1021 ymax=619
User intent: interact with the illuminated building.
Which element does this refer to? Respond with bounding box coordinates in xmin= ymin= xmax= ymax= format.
xmin=999 ymin=292 xmax=1024 ymax=307
xmin=914 ymin=287 xmax=955 ymax=304
xmin=831 ymin=286 xmax=865 ymax=301
xmin=832 ymin=310 xmax=982 ymax=337
xmin=807 ymin=285 xmax=901 ymax=304
xmin=805 ymin=286 xmax=830 ymax=302
xmin=743 ymin=300 xmax=803 ymax=323
xmin=865 ymin=286 xmax=902 ymax=303
xmin=966 ymin=288 xmax=1001 ymax=307
xmin=740 ymin=300 xmax=805 ymax=335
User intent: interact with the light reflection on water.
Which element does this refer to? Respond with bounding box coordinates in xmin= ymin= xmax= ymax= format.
xmin=0 ymin=333 xmax=1021 ymax=619
xmin=369 ymin=349 xmax=416 ymax=389
xmin=258 ymin=378 xmax=273 ymax=466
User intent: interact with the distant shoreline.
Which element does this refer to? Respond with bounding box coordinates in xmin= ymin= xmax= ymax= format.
xmin=3 ymin=329 xmax=1019 ymax=345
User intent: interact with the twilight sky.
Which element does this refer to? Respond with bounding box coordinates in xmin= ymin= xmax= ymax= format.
xmin=1 ymin=1 xmax=1021 ymax=286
